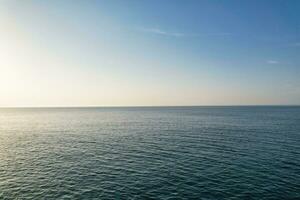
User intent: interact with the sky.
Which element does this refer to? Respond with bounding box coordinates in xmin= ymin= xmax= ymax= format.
xmin=0 ymin=0 xmax=299 ymax=106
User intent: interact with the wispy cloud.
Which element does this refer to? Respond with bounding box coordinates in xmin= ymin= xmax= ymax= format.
xmin=293 ymin=42 xmax=300 ymax=46
xmin=139 ymin=27 xmax=232 ymax=38
xmin=267 ymin=60 xmax=279 ymax=64
xmin=139 ymin=28 xmax=185 ymax=37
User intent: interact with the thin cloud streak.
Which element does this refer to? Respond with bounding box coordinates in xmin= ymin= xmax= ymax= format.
xmin=139 ymin=27 xmax=232 ymax=38
xmin=293 ymin=42 xmax=300 ymax=46
xmin=267 ymin=60 xmax=279 ymax=64
xmin=139 ymin=28 xmax=185 ymax=37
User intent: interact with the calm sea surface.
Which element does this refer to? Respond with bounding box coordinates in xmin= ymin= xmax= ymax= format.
xmin=0 ymin=107 xmax=299 ymax=199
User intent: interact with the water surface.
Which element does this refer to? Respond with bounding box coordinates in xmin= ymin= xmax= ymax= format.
xmin=0 ymin=107 xmax=299 ymax=199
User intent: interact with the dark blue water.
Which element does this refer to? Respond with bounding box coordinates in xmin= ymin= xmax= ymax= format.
xmin=0 ymin=106 xmax=299 ymax=199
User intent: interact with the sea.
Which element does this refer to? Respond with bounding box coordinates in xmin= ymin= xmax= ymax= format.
xmin=0 ymin=106 xmax=299 ymax=199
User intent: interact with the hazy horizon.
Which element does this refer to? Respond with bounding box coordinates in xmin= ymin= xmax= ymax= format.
xmin=1 ymin=0 xmax=300 ymax=107
xmin=1 ymin=104 xmax=300 ymax=109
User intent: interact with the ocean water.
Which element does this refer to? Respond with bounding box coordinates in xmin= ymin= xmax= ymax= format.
xmin=0 ymin=106 xmax=299 ymax=200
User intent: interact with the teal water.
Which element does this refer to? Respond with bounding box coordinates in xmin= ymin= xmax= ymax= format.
xmin=0 ymin=106 xmax=299 ymax=199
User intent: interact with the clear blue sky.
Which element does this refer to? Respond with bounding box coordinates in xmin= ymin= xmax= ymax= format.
xmin=0 ymin=0 xmax=299 ymax=106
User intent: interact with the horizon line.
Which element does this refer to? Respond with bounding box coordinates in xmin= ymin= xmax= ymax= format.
xmin=1 ymin=105 xmax=300 ymax=109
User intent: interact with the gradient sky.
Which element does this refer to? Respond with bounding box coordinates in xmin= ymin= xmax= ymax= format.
xmin=0 ymin=0 xmax=299 ymax=106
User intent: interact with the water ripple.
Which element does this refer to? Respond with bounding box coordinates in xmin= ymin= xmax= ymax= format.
xmin=0 ymin=107 xmax=300 ymax=199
